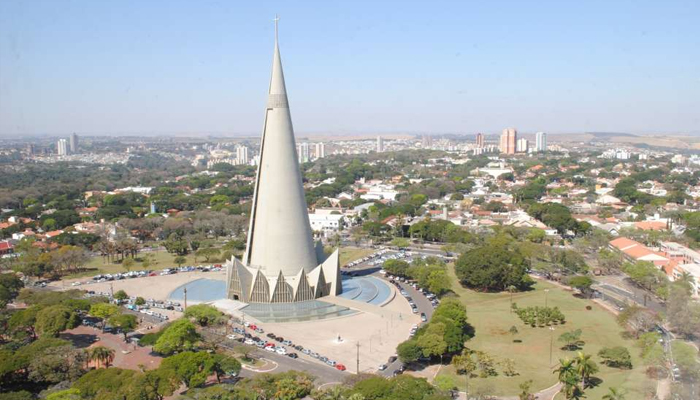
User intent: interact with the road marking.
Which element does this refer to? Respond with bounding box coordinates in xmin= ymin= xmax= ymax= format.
xmin=241 ymin=358 xmax=278 ymax=373
xmin=317 ymin=382 xmax=343 ymax=390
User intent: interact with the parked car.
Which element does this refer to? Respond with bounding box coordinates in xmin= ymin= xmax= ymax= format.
xmin=378 ymin=364 xmax=387 ymax=371
xmin=287 ymin=353 xmax=298 ymax=359
xmin=335 ymin=363 xmax=346 ymax=371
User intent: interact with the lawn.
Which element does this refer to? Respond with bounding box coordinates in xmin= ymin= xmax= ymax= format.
xmin=68 ymin=250 xmax=207 ymax=279
xmin=70 ymin=246 xmax=374 ymax=279
xmin=439 ymin=267 xmax=650 ymax=398
xmin=339 ymin=246 xmax=375 ymax=266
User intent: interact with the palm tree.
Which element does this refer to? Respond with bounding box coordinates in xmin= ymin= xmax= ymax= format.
xmin=573 ymin=351 xmax=598 ymax=389
xmin=554 ymin=358 xmax=580 ymax=399
xmin=602 ymin=387 xmax=626 ymax=400
xmin=90 ymin=346 xmax=116 ymax=368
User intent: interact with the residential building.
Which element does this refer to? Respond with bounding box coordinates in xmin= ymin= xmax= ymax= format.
xmin=500 ymin=128 xmax=517 ymax=154
xmin=235 ymin=145 xmax=249 ymax=165
xmin=377 ymin=136 xmax=384 ymax=153
xmin=70 ymin=133 xmax=79 ymax=153
xmin=297 ymin=142 xmax=310 ymax=163
xmin=57 ymin=139 xmax=68 ymax=156
xmin=536 ymin=131 xmax=546 ymax=152
xmin=315 ymin=142 xmax=325 ymax=159
xmin=516 ymin=138 xmax=528 ymax=153
xmin=475 ymin=133 xmax=484 ymax=148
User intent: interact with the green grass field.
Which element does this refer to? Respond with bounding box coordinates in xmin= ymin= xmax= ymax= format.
xmin=69 ymin=246 xmax=373 ymax=279
xmin=67 ymin=250 xmax=207 ymax=279
xmin=439 ymin=267 xmax=650 ymax=398
xmin=339 ymin=246 xmax=375 ymax=266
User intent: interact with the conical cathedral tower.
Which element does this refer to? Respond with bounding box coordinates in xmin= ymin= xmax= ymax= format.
xmin=226 ymin=18 xmax=341 ymax=303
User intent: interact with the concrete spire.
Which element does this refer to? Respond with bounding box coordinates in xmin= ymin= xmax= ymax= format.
xmin=244 ymin=17 xmax=319 ymax=278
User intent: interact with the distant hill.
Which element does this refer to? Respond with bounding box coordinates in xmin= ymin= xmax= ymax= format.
xmin=585 ymin=132 xmax=638 ymax=138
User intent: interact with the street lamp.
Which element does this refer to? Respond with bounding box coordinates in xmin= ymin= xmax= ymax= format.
xmin=544 ymin=289 xmax=550 ymax=308
xmin=549 ymin=326 xmax=556 ymax=366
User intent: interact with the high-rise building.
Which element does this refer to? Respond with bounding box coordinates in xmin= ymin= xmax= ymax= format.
xmin=225 ymin=20 xmax=340 ymax=303
xmin=516 ymin=138 xmax=529 ymax=153
xmin=315 ymin=142 xmax=325 ymax=159
xmin=236 ymin=145 xmax=249 ymax=165
xmin=475 ymin=133 xmax=484 ymax=148
xmin=69 ymin=133 xmax=79 ymax=153
xmin=57 ymin=139 xmax=68 ymax=156
xmin=500 ymin=128 xmax=517 ymax=155
xmin=422 ymin=134 xmax=433 ymax=149
xmin=26 ymin=144 xmax=34 ymax=155
xmin=297 ymin=142 xmax=310 ymax=163
xmin=376 ymin=136 xmax=384 ymax=153
xmin=536 ymin=132 xmax=547 ymax=152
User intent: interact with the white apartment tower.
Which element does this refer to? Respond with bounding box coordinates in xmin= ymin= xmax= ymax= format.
xmin=57 ymin=139 xmax=68 ymax=156
xmin=377 ymin=136 xmax=384 ymax=153
xmin=236 ymin=145 xmax=249 ymax=165
xmin=315 ymin=142 xmax=325 ymax=159
xmin=536 ymin=132 xmax=547 ymax=152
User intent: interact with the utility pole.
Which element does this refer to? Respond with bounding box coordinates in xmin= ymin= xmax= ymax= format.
xmin=549 ymin=326 xmax=555 ymax=366
xmin=544 ymin=289 xmax=549 ymax=308
xmin=356 ymin=342 xmax=360 ymax=374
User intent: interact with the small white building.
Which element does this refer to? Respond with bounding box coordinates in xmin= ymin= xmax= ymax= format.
xmin=308 ymin=213 xmax=344 ymax=232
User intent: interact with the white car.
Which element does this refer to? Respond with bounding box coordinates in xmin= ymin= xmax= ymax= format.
xmin=265 ymin=346 xmax=276 ymax=352
xmin=276 ymin=347 xmax=287 ymax=355
xmin=244 ymin=339 xmax=255 ymax=345
xmin=226 ymin=334 xmax=237 ymax=340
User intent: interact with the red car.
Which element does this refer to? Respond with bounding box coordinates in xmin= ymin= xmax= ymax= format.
xmin=249 ymin=324 xmax=257 ymax=330
xmin=335 ymin=364 xmax=346 ymax=371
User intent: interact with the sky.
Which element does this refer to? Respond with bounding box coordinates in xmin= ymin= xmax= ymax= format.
xmin=1 ymin=0 xmax=699 ymax=137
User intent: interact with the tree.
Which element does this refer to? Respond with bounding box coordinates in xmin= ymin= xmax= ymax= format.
xmin=122 ymin=257 xmax=135 ymax=272
xmin=426 ymin=269 xmax=451 ymax=296
xmin=0 ymin=273 xmax=23 ymax=308
xmin=135 ymin=296 xmax=146 ymax=306
xmin=383 ymin=259 xmax=409 ymax=277
xmin=110 ymin=313 xmax=138 ymax=341
xmin=573 ymin=351 xmax=598 ymax=389
xmin=89 ymin=303 xmax=120 ymax=331
xmin=35 ymin=305 xmax=78 ymax=337
xmin=397 ymin=340 xmax=422 ymax=363
xmin=390 ymin=237 xmax=411 ymax=248
xmin=558 ymin=329 xmax=584 ymax=351
xmin=602 ymin=387 xmax=627 ymax=400
xmin=509 ymin=325 xmax=519 ymax=341
xmin=501 ymin=358 xmax=518 ymax=376
xmin=518 ymin=380 xmax=535 ymax=400
xmin=554 ymin=358 xmax=580 ymax=399
xmin=153 ymin=319 xmax=200 ymax=355
xmin=566 ymin=276 xmax=594 ymax=297
xmin=598 ymin=347 xmax=632 ymax=369
xmin=89 ymin=346 xmax=116 ymax=368
xmin=159 ymin=351 xmax=213 ymax=388
xmin=184 ymin=304 xmax=224 ymax=326
xmin=417 ymin=332 xmax=447 ymax=360
xmin=455 ymin=241 xmax=533 ymax=291
xmin=195 ymin=247 xmax=220 ymax=262
xmin=174 ymin=256 xmax=187 ymax=268
xmin=113 ymin=289 xmax=129 ymax=302
xmin=451 ymin=349 xmax=477 ymax=376
xmin=211 ymin=353 xmax=241 ymax=382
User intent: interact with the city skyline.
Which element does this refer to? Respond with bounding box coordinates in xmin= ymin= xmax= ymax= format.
xmin=1 ymin=1 xmax=699 ymax=137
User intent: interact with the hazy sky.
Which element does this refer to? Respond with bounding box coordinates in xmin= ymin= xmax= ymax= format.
xmin=1 ymin=0 xmax=699 ymax=137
